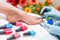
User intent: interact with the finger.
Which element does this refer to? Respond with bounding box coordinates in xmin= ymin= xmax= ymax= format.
xmin=53 ymin=21 xmax=60 ymax=26
xmin=35 ymin=19 xmax=43 ymax=24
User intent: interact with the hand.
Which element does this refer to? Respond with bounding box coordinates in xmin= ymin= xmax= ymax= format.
xmin=0 ymin=1 xmax=42 ymax=25
xmin=20 ymin=13 xmax=43 ymax=25
xmin=7 ymin=12 xmax=43 ymax=25
xmin=6 ymin=12 xmax=22 ymax=22
xmin=40 ymin=6 xmax=60 ymax=20
xmin=41 ymin=20 xmax=60 ymax=36
xmin=53 ymin=21 xmax=60 ymax=26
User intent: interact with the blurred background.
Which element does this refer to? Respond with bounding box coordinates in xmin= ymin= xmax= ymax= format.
xmin=1 ymin=0 xmax=60 ymax=6
xmin=38 ymin=0 xmax=60 ymax=6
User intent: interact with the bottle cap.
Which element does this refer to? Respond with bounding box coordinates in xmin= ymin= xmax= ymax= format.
xmin=5 ymin=24 xmax=13 ymax=28
xmin=4 ymin=29 xmax=12 ymax=35
xmin=16 ymin=20 xmax=23 ymax=26
xmin=21 ymin=25 xmax=28 ymax=31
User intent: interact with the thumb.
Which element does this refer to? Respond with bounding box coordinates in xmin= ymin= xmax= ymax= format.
xmin=53 ymin=21 xmax=60 ymax=26
xmin=43 ymin=12 xmax=49 ymax=18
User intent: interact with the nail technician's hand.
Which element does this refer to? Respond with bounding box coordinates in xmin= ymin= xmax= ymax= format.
xmin=40 ymin=6 xmax=60 ymax=20
xmin=41 ymin=20 xmax=60 ymax=36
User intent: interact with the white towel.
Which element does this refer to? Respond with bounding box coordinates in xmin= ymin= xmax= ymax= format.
xmin=0 ymin=13 xmax=6 ymax=20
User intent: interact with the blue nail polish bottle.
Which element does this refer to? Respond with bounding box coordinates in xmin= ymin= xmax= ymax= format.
xmin=0 ymin=24 xmax=13 ymax=29
xmin=5 ymin=24 xmax=12 ymax=28
xmin=30 ymin=31 xmax=36 ymax=36
xmin=47 ymin=19 xmax=53 ymax=25
xmin=23 ymin=31 xmax=36 ymax=36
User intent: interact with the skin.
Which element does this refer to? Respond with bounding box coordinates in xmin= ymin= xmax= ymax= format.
xmin=0 ymin=1 xmax=42 ymax=25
